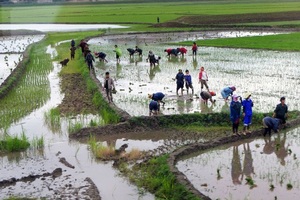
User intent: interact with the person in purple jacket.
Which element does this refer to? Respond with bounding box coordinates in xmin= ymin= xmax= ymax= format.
xmin=184 ymin=69 xmax=194 ymax=95
xmin=262 ymin=116 xmax=280 ymax=137
xmin=148 ymin=92 xmax=165 ymax=106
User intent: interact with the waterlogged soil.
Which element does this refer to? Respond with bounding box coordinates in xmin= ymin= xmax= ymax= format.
xmin=87 ymin=31 xmax=300 ymax=116
xmin=58 ymin=74 xmax=98 ymax=115
xmin=177 ymin=127 xmax=300 ymax=200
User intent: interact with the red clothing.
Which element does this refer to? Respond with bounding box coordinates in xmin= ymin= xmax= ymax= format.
xmin=199 ymin=70 xmax=208 ymax=80
xmin=179 ymin=47 xmax=187 ymax=54
xmin=166 ymin=48 xmax=172 ymax=54
xmin=192 ymin=44 xmax=198 ymax=51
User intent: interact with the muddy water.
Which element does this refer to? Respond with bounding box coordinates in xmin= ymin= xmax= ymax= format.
xmin=88 ymin=31 xmax=300 ymax=116
xmin=177 ymin=127 xmax=300 ymax=200
xmin=0 ymin=46 xmax=155 ymax=199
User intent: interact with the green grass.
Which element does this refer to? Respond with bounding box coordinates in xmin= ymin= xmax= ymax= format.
xmin=120 ymin=155 xmax=200 ymax=200
xmin=179 ymin=32 xmax=300 ymax=51
xmin=0 ymin=132 xmax=30 ymax=153
xmin=68 ymin=121 xmax=83 ymax=134
xmin=1 ymin=1 xmax=300 ymax=24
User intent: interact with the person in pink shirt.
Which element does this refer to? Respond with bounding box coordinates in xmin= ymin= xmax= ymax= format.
xmin=198 ymin=66 xmax=209 ymax=91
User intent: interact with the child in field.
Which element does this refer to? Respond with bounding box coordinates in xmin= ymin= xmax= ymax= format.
xmin=95 ymin=52 xmax=108 ymax=63
xmin=184 ymin=70 xmax=194 ymax=95
xmin=273 ymin=97 xmax=288 ymax=126
xmin=135 ymin=46 xmax=143 ymax=56
xmin=200 ymin=91 xmax=216 ymax=104
xmin=103 ymin=72 xmax=115 ymax=103
xmin=85 ymin=50 xmax=95 ymax=71
xmin=70 ymin=46 xmax=76 ymax=60
xmin=242 ymin=93 xmax=254 ymax=135
xmin=221 ymin=86 xmax=236 ymax=101
xmin=192 ymin=42 xmax=198 ymax=56
xmin=198 ymin=66 xmax=209 ymax=91
xmin=262 ymin=116 xmax=280 ymax=137
xmin=230 ymin=94 xmax=242 ymax=135
xmin=175 ymin=69 xmax=184 ymax=96
xmin=149 ymin=100 xmax=159 ymax=116
xmin=114 ymin=45 xmax=122 ymax=63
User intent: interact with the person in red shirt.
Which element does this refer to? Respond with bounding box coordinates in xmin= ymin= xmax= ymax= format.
xmin=192 ymin=42 xmax=198 ymax=56
xmin=177 ymin=47 xmax=187 ymax=56
xmin=198 ymin=66 xmax=209 ymax=91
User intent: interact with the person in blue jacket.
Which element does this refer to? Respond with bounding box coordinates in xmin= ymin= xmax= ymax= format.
xmin=221 ymin=86 xmax=236 ymax=101
xmin=242 ymin=93 xmax=254 ymax=135
xmin=230 ymin=94 xmax=242 ymax=135
xmin=184 ymin=69 xmax=194 ymax=95
xmin=262 ymin=117 xmax=280 ymax=136
xmin=148 ymin=92 xmax=165 ymax=106
xmin=175 ymin=69 xmax=184 ymax=96
xmin=149 ymin=100 xmax=159 ymax=116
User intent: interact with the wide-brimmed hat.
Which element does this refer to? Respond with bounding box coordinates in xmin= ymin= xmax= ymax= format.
xmin=244 ymin=93 xmax=251 ymax=99
xmin=148 ymin=94 xmax=153 ymax=98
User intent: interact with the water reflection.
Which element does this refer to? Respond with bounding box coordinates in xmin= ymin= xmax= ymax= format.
xmin=231 ymin=145 xmax=242 ymax=185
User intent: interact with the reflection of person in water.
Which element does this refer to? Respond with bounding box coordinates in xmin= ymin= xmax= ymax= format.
xmin=263 ymin=137 xmax=275 ymax=155
xmin=274 ymin=133 xmax=288 ymax=166
xmin=192 ymin=56 xmax=198 ymax=70
xmin=148 ymin=66 xmax=161 ymax=81
xmin=116 ymin=63 xmax=122 ymax=78
xmin=185 ymin=99 xmax=193 ymax=113
xmin=231 ymin=145 xmax=243 ymax=185
xmin=200 ymin=101 xmax=214 ymax=114
xmin=243 ymin=143 xmax=255 ymax=178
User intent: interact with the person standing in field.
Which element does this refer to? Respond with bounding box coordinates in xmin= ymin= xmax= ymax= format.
xmin=221 ymin=86 xmax=236 ymax=101
xmin=192 ymin=42 xmax=198 ymax=56
xmin=184 ymin=69 xmax=194 ymax=95
xmin=103 ymin=72 xmax=115 ymax=103
xmin=85 ymin=50 xmax=95 ymax=71
xmin=198 ymin=66 xmax=209 ymax=91
xmin=70 ymin=46 xmax=76 ymax=60
xmin=273 ymin=96 xmax=288 ymax=126
xmin=114 ymin=45 xmax=122 ymax=63
xmin=230 ymin=94 xmax=242 ymax=135
xmin=79 ymin=39 xmax=87 ymax=54
xmin=175 ymin=69 xmax=184 ymax=96
xmin=71 ymin=39 xmax=75 ymax=47
xmin=200 ymin=91 xmax=216 ymax=104
xmin=242 ymin=93 xmax=254 ymax=135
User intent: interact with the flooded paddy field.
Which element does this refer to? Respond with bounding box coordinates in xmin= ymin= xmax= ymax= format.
xmin=88 ymin=31 xmax=300 ymax=116
xmin=176 ymin=127 xmax=300 ymax=200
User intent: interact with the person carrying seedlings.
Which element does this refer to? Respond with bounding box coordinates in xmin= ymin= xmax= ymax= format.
xmin=242 ymin=93 xmax=254 ymax=135
xmin=200 ymin=91 xmax=216 ymax=104
xmin=70 ymin=46 xmax=76 ymax=60
xmin=135 ymin=46 xmax=143 ymax=56
xmin=149 ymin=100 xmax=159 ymax=116
xmin=192 ymin=42 xmax=198 ymax=56
xmin=175 ymin=69 xmax=184 ymax=96
xmin=273 ymin=96 xmax=288 ymax=126
xmin=230 ymin=94 xmax=242 ymax=135
xmin=262 ymin=116 xmax=280 ymax=137
xmin=127 ymin=48 xmax=135 ymax=58
xmin=71 ymin=39 xmax=75 ymax=47
xmin=184 ymin=69 xmax=194 ymax=95
xmin=85 ymin=50 xmax=95 ymax=71
xmin=148 ymin=92 xmax=165 ymax=106
xmin=221 ymin=86 xmax=236 ymax=101
xmin=113 ymin=45 xmax=122 ymax=63
xmin=95 ymin=52 xmax=108 ymax=63
xmin=198 ymin=66 xmax=209 ymax=91
xmin=103 ymin=72 xmax=115 ymax=103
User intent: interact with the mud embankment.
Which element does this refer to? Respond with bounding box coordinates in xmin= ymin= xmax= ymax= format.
xmin=167 ymin=117 xmax=300 ymax=200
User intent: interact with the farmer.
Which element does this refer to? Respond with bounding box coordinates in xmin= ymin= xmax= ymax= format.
xmin=175 ymin=69 xmax=184 ymax=96
xmin=149 ymin=100 xmax=159 ymax=116
xmin=221 ymin=86 xmax=236 ymax=101
xmin=70 ymin=46 xmax=76 ymax=60
xmin=164 ymin=48 xmax=179 ymax=57
xmin=79 ymin=39 xmax=87 ymax=54
xmin=242 ymin=93 xmax=254 ymax=135
xmin=103 ymin=72 xmax=115 ymax=103
xmin=71 ymin=39 xmax=75 ymax=47
xmin=127 ymin=48 xmax=135 ymax=58
xmin=83 ymin=44 xmax=90 ymax=58
xmin=230 ymin=94 xmax=242 ymax=135
xmin=192 ymin=42 xmax=198 ymax=56
xmin=85 ymin=50 xmax=95 ymax=71
xmin=184 ymin=70 xmax=194 ymax=95
xmin=200 ymin=91 xmax=216 ymax=104
xmin=273 ymin=96 xmax=288 ymax=126
xmin=177 ymin=47 xmax=187 ymax=56
xmin=135 ymin=46 xmax=143 ymax=56
xmin=148 ymin=92 xmax=165 ymax=106
xmin=198 ymin=66 xmax=209 ymax=91
xmin=114 ymin=45 xmax=122 ymax=63
xmin=262 ymin=116 xmax=280 ymax=137
xmin=95 ymin=52 xmax=108 ymax=63
xmin=147 ymin=51 xmax=161 ymax=67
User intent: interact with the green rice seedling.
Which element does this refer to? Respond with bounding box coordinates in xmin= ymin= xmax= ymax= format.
xmin=0 ymin=132 xmax=30 ymax=153
xmin=68 ymin=121 xmax=83 ymax=134
xmin=88 ymin=136 xmax=115 ymax=159
xmin=270 ymin=184 xmax=275 ymax=191
xmin=89 ymin=119 xmax=98 ymax=127
xmin=31 ymin=135 xmax=44 ymax=149
xmin=44 ymin=108 xmax=61 ymax=133
xmin=245 ymin=177 xmax=255 ymax=187
xmin=287 ymin=183 xmax=293 ymax=190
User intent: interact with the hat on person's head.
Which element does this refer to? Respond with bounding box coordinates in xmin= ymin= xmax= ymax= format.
xmin=231 ymin=86 xmax=236 ymax=91
xmin=244 ymin=93 xmax=251 ymax=99
xmin=280 ymin=96 xmax=285 ymax=101
xmin=232 ymin=94 xmax=238 ymax=101
xmin=210 ymin=91 xmax=216 ymax=96
xmin=148 ymin=94 xmax=153 ymax=99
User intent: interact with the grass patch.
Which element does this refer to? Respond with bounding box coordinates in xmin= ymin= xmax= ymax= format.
xmin=120 ymin=155 xmax=200 ymax=200
xmin=31 ymin=135 xmax=44 ymax=150
xmin=88 ymin=136 xmax=115 ymax=159
xmin=0 ymin=132 xmax=30 ymax=153
xmin=68 ymin=121 xmax=83 ymax=134
xmin=179 ymin=32 xmax=300 ymax=52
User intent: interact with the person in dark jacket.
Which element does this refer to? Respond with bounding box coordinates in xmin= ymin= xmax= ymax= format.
xmin=95 ymin=52 xmax=108 ymax=63
xmin=85 ymin=50 xmax=95 ymax=71
xmin=262 ymin=116 xmax=280 ymax=136
xmin=175 ymin=69 xmax=184 ymax=96
xmin=148 ymin=92 xmax=165 ymax=106
xmin=165 ymin=48 xmax=179 ymax=57
xmin=184 ymin=70 xmax=194 ymax=95
xmin=273 ymin=96 xmax=288 ymax=125
xmin=127 ymin=48 xmax=135 ymax=58
xmin=230 ymin=94 xmax=242 ymax=135
xmin=147 ymin=51 xmax=161 ymax=67
xmin=200 ymin=91 xmax=216 ymax=104
xmin=149 ymin=100 xmax=159 ymax=116
xmin=79 ymin=39 xmax=87 ymax=54
xmin=71 ymin=39 xmax=75 ymax=47
xmin=135 ymin=46 xmax=142 ymax=56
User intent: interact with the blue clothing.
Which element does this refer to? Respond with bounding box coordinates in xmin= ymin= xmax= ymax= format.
xmin=152 ymin=92 xmax=165 ymax=101
xmin=171 ymin=49 xmax=179 ymax=56
xmin=242 ymin=99 xmax=253 ymax=126
xmin=230 ymin=101 xmax=242 ymax=123
xmin=184 ymin=74 xmax=192 ymax=85
xmin=263 ymin=117 xmax=280 ymax=132
xmin=221 ymin=87 xmax=234 ymax=99
xmin=97 ymin=52 xmax=106 ymax=59
xmin=176 ymin=72 xmax=184 ymax=85
xmin=149 ymin=100 xmax=159 ymax=111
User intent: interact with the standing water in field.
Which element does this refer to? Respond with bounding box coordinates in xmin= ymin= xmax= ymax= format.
xmin=176 ymin=127 xmax=300 ymax=200
xmin=88 ymin=31 xmax=300 ymax=116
